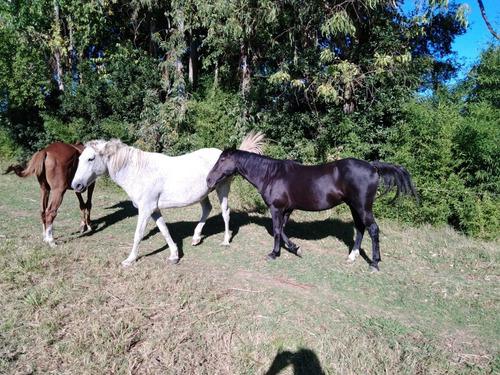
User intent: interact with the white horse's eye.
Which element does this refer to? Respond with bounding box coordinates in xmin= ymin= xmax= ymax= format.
xmin=88 ymin=156 xmax=95 ymax=162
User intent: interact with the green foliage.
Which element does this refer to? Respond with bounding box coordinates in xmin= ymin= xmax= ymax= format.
xmin=0 ymin=127 xmax=20 ymax=159
xmin=455 ymin=102 xmax=500 ymax=193
xmin=0 ymin=0 xmax=496 ymax=238
xmin=377 ymin=99 xmax=499 ymax=239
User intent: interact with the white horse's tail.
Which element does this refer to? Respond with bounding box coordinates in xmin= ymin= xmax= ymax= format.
xmin=238 ymin=131 xmax=265 ymax=155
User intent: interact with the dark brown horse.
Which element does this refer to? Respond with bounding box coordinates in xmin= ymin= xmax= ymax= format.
xmin=4 ymin=142 xmax=95 ymax=246
xmin=206 ymin=150 xmax=417 ymax=271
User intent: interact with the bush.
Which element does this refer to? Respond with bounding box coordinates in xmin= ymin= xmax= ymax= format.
xmin=0 ymin=127 xmax=20 ymax=159
xmin=376 ymin=99 xmax=499 ymax=239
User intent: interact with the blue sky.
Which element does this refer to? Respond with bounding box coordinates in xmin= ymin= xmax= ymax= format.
xmin=403 ymin=0 xmax=499 ymax=79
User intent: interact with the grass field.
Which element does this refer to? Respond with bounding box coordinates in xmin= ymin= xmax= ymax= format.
xmin=0 ymin=168 xmax=498 ymax=374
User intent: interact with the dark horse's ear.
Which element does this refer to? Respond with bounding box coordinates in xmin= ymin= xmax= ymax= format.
xmin=221 ymin=148 xmax=236 ymax=156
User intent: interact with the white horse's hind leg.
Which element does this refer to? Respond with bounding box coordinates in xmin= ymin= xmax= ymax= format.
xmin=151 ymin=210 xmax=179 ymax=264
xmin=216 ymin=182 xmax=231 ymax=246
xmin=122 ymin=210 xmax=151 ymax=267
xmin=192 ymin=197 xmax=212 ymax=246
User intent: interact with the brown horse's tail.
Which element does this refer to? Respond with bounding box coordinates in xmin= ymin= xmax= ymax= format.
xmin=238 ymin=131 xmax=266 ymax=155
xmin=4 ymin=150 xmax=46 ymax=178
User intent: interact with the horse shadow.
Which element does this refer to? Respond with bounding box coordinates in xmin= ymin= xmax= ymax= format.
xmin=78 ymin=200 xmax=138 ymax=237
xmin=265 ymin=348 xmax=326 ymax=375
xmin=139 ymin=210 xmax=357 ymax=261
xmin=76 ymin=200 xmax=362 ymax=262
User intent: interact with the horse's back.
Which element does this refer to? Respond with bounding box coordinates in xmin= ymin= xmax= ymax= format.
xmin=44 ymin=142 xmax=81 ymax=188
xmin=155 ymin=148 xmax=223 ymax=208
xmin=172 ymin=148 xmax=222 ymax=167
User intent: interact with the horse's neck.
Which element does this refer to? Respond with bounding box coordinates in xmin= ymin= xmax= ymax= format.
xmin=106 ymin=152 xmax=141 ymax=191
xmin=236 ymin=154 xmax=268 ymax=192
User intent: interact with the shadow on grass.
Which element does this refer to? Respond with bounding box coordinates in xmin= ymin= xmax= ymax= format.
xmin=79 ymin=201 xmax=138 ymax=237
xmin=140 ymin=210 xmax=355 ymax=260
xmin=265 ymin=348 xmax=325 ymax=375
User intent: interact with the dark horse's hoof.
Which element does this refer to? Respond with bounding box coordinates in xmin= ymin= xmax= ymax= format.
xmin=293 ymin=247 xmax=302 ymax=257
xmin=266 ymin=253 xmax=278 ymax=261
xmin=369 ymin=265 xmax=380 ymax=273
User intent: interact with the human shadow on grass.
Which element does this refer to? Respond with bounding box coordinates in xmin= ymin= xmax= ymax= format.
xmin=265 ymin=348 xmax=325 ymax=375
xmin=139 ymin=210 xmax=361 ymax=262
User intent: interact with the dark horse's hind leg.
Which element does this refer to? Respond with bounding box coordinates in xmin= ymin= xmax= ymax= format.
xmin=281 ymin=211 xmax=301 ymax=256
xmin=348 ymin=203 xmax=381 ymax=272
xmin=347 ymin=206 xmax=365 ymax=262
xmin=268 ymin=207 xmax=284 ymax=260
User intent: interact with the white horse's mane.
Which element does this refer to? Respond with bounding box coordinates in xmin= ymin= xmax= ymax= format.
xmin=86 ymin=139 xmax=146 ymax=175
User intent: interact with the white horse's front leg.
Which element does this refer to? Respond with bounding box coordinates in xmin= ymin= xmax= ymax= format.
xmin=122 ymin=210 xmax=151 ymax=267
xmin=216 ymin=183 xmax=231 ymax=246
xmin=192 ymin=197 xmax=212 ymax=246
xmin=151 ymin=210 xmax=179 ymax=264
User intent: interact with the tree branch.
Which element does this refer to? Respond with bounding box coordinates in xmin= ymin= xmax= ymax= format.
xmin=477 ymin=0 xmax=500 ymax=40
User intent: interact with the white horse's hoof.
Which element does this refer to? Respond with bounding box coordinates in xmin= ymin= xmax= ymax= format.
xmin=220 ymin=240 xmax=230 ymax=246
xmin=347 ymin=249 xmax=360 ymax=263
xmin=191 ymin=237 xmax=202 ymax=246
xmin=168 ymin=257 xmax=180 ymax=265
xmin=121 ymin=259 xmax=135 ymax=267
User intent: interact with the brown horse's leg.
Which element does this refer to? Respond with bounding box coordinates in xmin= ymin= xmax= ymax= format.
xmin=39 ymin=179 xmax=50 ymax=240
xmin=76 ymin=191 xmax=87 ymax=233
xmin=84 ymin=182 xmax=95 ymax=231
xmin=44 ymin=188 xmax=66 ymax=247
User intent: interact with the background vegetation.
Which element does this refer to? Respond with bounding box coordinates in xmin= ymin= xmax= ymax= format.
xmin=0 ymin=0 xmax=498 ymax=238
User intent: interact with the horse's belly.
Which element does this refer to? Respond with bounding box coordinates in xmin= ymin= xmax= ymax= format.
xmin=157 ymin=181 xmax=209 ymax=208
xmin=291 ymin=184 xmax=343 ymax=211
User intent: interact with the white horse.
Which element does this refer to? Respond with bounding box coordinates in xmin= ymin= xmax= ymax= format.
xmin=71 ymin=132 xmax=265 ymax=266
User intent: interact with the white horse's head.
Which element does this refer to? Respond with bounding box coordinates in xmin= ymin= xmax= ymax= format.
xmin=71 ymin=140 xmax=109 ymax=193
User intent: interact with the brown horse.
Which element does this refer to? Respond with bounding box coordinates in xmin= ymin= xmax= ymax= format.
xmin=4 ymin=142 xmax=95 ymax=246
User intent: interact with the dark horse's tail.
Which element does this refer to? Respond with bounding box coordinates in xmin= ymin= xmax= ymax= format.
xmin=4 ymin=150 xmax=46 ymax=178
xmin=371 ymin=161 xmax=418 ymax=203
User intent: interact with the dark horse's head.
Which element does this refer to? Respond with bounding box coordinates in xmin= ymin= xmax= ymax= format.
xmin=206 ymin=149 xmax=238 ymax=189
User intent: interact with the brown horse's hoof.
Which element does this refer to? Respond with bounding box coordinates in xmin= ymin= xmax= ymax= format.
xmin=79 ymin=224 xmax=91 ymax=233
xmin=295 ymin=247 xmax=302 ymax=257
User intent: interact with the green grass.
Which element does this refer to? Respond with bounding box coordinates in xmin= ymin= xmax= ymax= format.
xmin=0 ymin=169 xmax=498 ymax=374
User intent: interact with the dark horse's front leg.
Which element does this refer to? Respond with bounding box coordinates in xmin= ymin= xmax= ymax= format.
xmin=267 ymin=207 xmax=283 ymax=260
xmin=281 ymin=211 xmax=301 ymax=257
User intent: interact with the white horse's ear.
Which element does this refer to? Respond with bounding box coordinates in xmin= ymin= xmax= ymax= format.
xmin=85 ymin=140 xmax=106 ymax=155
xmin=102 ymin=139 xmax=122 ymax=158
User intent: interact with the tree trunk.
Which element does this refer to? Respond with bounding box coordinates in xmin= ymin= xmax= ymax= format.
xmin=175 ymin=16 xmax=186 ymax=98
xmin=188 ymin=30 xmax=199 ymax=89
xmin=214 ymin=60 xmax=219 ymax=87
xmin=53 ymin=0 xmax=64 ymax=91
xmin=240 ymin=44 xmax=251 ymax=96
